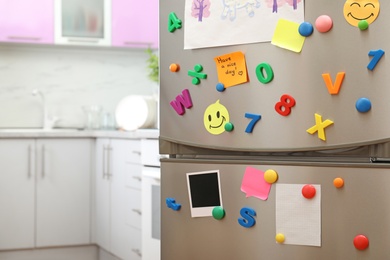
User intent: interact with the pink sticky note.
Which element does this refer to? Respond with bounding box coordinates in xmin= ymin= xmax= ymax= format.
xmin=241 ymin=166 xmax=272 ymax=200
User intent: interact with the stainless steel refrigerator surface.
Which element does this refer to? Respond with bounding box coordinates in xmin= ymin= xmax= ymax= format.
xmin=160 ymin=0 xmax=390 ymax=259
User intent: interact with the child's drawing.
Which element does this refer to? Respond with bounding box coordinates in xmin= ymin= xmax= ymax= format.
xmin=221 ymin=0 xmax=261 ymax=21
xmin=191 ymin=0 xmax=211 ymax=22
xmin=265 ymin=0 xmax=302 ymax=13
xmin=184 ymin=0 xmax=305 ymax=49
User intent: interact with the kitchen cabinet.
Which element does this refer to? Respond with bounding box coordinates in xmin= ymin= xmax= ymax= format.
xmin=35 ymin=138 xmax=92 ymax=247
xmin=141 ymin=139 xmax=161 ymax=260
xmin=95 ymin=138 xmax=143 ymax=260
xmin=0 ymin=0 xmax=54 ymax=44
xmin=54 ymin=0 xmax=111 ymax=46
xmin=111 ymin=0 xmax=159 ymax=49
xmin=0 ymin=139 xmax=35 ymax=250
xmin=0 ymin=138 xmax=92 ymax=250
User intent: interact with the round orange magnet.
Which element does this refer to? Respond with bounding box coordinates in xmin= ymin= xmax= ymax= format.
xmin=169 ymin=63 xmax=180 ymax=72
xmin=333 ymin=177 xmax=344 ymax=188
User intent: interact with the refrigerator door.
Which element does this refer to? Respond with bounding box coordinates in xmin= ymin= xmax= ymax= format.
xmin=162 ymin=159 xmax=390 ymax=259
xmin=160 ymin=0 xmax=390 ymax=152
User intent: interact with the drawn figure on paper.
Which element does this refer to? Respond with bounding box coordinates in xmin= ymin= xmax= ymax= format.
xmin=343 ymin=0 xmax=380 ymax=27
xmin=203 ymin=100 xmax=230 ymax=135
xmin=265 ymin=0 xmax=301 ymax=13
xmin=221 ymin=0 xmax=261 ymax=21
xmin=191 ymin=0 xmax=211 ymax=22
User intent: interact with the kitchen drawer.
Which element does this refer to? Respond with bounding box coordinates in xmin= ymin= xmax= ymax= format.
xmin=125 ymin=188 xmax=141 ymax=229
xmin=125 ymin=139 xmax=141 ymax=164
xmin=141 ymin=139 xmax=160 ymax=166
xmin=125 ymin=163 xmax=142 ymax=190
xmin=128 ymin=226 xmax=142 ymax=260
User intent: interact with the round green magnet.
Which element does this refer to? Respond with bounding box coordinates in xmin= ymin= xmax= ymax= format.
xmin=224 ymin=122 xmax=234 ymax=132
xmin=212 ymin=206 xmax=225 ymax=220
xmin=358 ymin=20 xmax=369 ymax=30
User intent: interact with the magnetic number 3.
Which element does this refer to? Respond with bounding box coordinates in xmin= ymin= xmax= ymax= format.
xmin=275 ymin=94 xmax=296 ymax=116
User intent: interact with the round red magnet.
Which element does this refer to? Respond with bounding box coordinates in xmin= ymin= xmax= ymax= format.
xmin=302 ymin=184 xmax=316 ymax=199
xmin=354 ymin=235 xmax=369 ymax=250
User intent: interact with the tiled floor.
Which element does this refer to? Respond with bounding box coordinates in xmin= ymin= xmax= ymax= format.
xmin=0 ymin=245 xmax=124 ymax=260
xmin=0 ymin=245 xmax=98 ymax=260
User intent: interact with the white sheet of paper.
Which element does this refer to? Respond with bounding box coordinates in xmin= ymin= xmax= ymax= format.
xmin=276 ymin=184 xmax=321 ymax=247
xmin=184 ymin=0 xmax=305 ymax=49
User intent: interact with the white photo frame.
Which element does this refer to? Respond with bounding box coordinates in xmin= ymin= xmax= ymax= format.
xmin=186 ymin=170 xmax=223 ymax=218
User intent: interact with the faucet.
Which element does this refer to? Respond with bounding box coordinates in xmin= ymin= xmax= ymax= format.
xmin=32 ymin=89 xmax=59 ymax=129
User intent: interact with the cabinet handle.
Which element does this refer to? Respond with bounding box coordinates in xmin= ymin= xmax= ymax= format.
xmin=7 ymin=36 xmax=42 ymax=41
xmin=102 ymin=145 xmax=107 ymax=179
xmin=124 ymin=41 xmax=152 ymax=48
xmin=131 ymin=248 xmax=142 ymax=257
xmin=133 ymin=176 xmax=142 ymax=182
xmin=132 ymin=209 xmax=142 ymax=215
xmin=132 ymin=151 xmax=141 ymax=155
xmin=28 ymin=145 xmax=32 ymax=178
xmin=41 ymin=145 xmax=45 ymax=178
xmin=107 ymin=145 xmax=112 ymax=179
xmin=67 ymin=38 xmax=99 ymax=43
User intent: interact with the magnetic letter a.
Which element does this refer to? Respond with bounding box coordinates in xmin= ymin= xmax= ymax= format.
xmin=322 ymin=72 xmax=345 ymax=95
xmin=170 ymin=89 xmax=193 ymax=115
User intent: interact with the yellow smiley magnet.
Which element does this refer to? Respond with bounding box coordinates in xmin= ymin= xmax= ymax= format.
xmin=343 ymin=0 xmax=380 ymax=27
xmin=203 ymin=100 xmax=230 ymax=135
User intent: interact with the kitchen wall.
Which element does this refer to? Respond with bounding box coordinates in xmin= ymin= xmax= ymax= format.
xmin=0 ymin=44 xmax=157 ymax=129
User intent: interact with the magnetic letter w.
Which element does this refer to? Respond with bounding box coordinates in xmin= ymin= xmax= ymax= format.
xmin=170 ymin=89 xmax=193 ymax=115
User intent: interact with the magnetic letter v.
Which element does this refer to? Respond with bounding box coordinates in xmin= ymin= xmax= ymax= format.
xmin=322 ymin=72 xmax=345 ymax=95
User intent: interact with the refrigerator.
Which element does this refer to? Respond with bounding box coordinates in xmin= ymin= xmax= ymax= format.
xmin=159 ymin=0 xmax=390 ymax=259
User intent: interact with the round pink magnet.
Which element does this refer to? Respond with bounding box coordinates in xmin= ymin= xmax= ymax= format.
xmin=315 ymin=15 xmax=333 ymax=33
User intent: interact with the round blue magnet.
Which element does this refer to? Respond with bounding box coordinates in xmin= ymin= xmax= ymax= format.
xmin=299 ymin=22 xmax=314 ymax=37
xmin=355 ymin=98 xmax=372 ymax=113
xmin=216 ymin=82 xmax=225 ymax=92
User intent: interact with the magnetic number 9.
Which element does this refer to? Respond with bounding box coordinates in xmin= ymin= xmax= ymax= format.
xmin=275 ymin=94 xmax=296 ymax=116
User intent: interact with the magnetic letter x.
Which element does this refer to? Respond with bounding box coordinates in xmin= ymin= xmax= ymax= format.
xmin=306 ymin=113 xmax=334 ymax=141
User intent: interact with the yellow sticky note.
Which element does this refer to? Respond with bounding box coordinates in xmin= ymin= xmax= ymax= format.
xmin=271 ymin=19 xmax=305 ymax=53
xmin=214 ymin=51 xmax=248 ymax=88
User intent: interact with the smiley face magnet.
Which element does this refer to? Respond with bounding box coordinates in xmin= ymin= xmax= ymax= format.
xmin=343 ymin=0 xmax=380 ymax=27
xmin=203 ymin=100 xmax=230 ymax=135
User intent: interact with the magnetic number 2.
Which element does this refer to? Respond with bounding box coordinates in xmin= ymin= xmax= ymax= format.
xmin=245 ymin=113 xmax=261 ymax=133
xmin=275 ymin=94 xmax=296 ymax=116
xmin=367 ymin=49 xmax=385 ymax=71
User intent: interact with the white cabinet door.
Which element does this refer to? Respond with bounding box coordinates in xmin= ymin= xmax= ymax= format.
xmin=0 ymin=139 xmax=35 ymax=250
xmin=35 ymin=138 xmax=92 ymax=247
xmin=142 ymin=167 xmax=161 ymax=260
xmin=95 ymin=138 xmax=111 ymax=251
xmin=95 ymin=138 xmax=143 ymax=260
xmin=110 ymin=139 xmax=142 ymax=260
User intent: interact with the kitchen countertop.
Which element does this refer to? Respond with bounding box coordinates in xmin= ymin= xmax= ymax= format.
xmin=0 ymin=128 xmax=159 ymax=139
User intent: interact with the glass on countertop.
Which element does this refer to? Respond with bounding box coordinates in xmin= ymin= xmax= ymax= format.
xmin=82 ymin=105 xmax=102 ymax=130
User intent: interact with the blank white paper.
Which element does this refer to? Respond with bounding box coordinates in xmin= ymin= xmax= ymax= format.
xmin=276 ymin=184 xmax=321 ymax=247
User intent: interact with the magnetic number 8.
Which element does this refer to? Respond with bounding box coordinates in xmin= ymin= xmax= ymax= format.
xmin=275 ymin=94 xmax=296 ymax=116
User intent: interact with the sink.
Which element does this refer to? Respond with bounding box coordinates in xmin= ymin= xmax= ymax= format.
xmin=0 ymin=128 xmax=81 ymax=132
